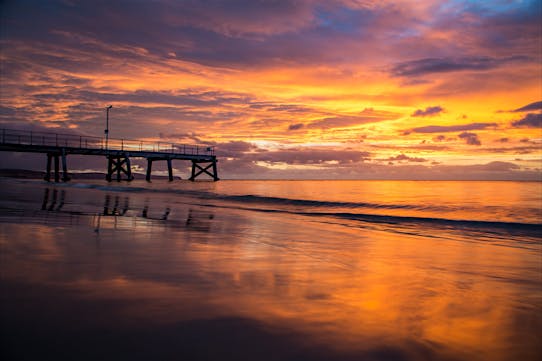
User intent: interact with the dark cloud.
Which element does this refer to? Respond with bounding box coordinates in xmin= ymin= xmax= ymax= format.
xmin=387 ymin=154 xmax=428 ymax=162
xmin=485 ymin=145 xmax=540 ymax=154
xmin=213 ymin=141 xmax=258 ymax=158
xmin=201 ymin=144 xmax=373 ymax=173
xmin=457 ymin=0 xmax=542 ymax=55
xmin=390 ymin=56 xmax=528 ymax=77
xmin=184 ymin=138 xmax=374 ymax=168
xmin=221 ymin=160 xmax=537 ymax=181
xmin=1 ymin=0 xmax=539 ymax=73
xmin=255 ymin=149 xmax=370 ymax=165
xmin=288 ymin=123 xmax=304 ymax=131
xmin=512 ymin=101 xmax=542 ymax=112
xmin=496 ymin=137 xmax=509 ymax=143
xmin=42 ymin=88 xmax=250 ymax=108
xmin=458 ymin=132 xmax=481 ymax=145
xmin=511 ymin=113 xmax=542 ymax=128
xmin=175 ymin=0 xmax=316 ymax=37
xmin=411 ymin=106 xmax=444 ymax=117
xmin=410 ymin=122 xmax=497 ymax=133
xmin=476 ymin=161 xmax=519 ymax=171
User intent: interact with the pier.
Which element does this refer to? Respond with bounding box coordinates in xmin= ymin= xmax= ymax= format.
xmin=0 ymin=128 xmax=219 ymax=182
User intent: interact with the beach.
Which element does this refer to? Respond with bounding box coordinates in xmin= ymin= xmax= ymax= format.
xmin=1 ymin=178 xmax=541 ymax=360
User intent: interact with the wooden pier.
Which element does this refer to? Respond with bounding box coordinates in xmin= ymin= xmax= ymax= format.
xmin=0 ymin=129 xmax=219 ymax=182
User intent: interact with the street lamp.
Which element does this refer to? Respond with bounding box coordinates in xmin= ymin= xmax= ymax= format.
xmin=105 ymin=105 xmax=112 ymax=150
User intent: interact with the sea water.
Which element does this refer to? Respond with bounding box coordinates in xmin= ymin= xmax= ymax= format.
xmin=0 ymin=178 xmax=541 ymax=360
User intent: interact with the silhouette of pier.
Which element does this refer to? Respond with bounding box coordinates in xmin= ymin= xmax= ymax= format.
xmin=0 ymin=128 xmax=219 ymax=182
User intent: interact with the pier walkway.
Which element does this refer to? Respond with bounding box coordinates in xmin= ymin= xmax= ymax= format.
xmin=0 ymin=128 xmax=219 ymax=182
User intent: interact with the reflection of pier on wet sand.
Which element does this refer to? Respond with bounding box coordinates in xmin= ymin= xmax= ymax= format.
xmin=38 ymin=187 xmax=215 ymax=233
xmin=0 ymin=128 xmax=219 ymax=182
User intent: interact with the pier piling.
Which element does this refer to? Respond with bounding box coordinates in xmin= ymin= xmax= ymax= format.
xmin=106 ymin=154 xmax=134 ymax=182
xmin=54 ymin=154 xmax=60 ymax=182
xmin=167 ymin=158 xmax=173 ymax=181
xmin=61 ymin=149 xmax=69 ymax=182
xmin=45 ymin=154 xmax=52 ymax=181
xmin=146 ymin=158 xmax=153 ymax=182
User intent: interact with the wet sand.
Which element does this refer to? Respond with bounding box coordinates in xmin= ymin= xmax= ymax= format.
xmin=1 ymin=179 xmax=541 ymax=360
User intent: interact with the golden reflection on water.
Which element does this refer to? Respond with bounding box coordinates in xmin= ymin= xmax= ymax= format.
xmin=210 ymin=180 xmax=542 ymax=223
xmin=1 ymin=182 xmax=541 ymax=360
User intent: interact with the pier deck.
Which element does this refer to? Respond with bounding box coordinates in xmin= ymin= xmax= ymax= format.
xmin=0 ymin=129 xmax=219 ymax=182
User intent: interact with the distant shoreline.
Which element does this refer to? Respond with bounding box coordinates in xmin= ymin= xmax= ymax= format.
xmin=1 ymin=168 xmax=540 ymax=182
xmin=0 ymin=168 xmax=181 ymax=181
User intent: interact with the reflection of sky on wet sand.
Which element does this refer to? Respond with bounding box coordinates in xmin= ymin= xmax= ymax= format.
xmin=1 ymin=181 xmax=541 ymax=360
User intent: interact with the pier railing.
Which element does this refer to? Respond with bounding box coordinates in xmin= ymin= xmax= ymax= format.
xmin=0 ymin=128 xmax=215 ymax=156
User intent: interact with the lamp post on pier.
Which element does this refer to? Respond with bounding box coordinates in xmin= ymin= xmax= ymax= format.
xmin=105 ymin=105 xmax=112 ymax=150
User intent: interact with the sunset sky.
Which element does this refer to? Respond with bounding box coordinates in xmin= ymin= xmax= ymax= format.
xmin=1 ymin=0 xmax=541 ymax=179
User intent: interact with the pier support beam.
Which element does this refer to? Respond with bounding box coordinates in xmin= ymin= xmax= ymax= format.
xmin=61 ymin=148 xmax=70 ymax=182
xmin=54 ymin=154 xmax=60 ymax=182
xmin=45 ymin=154 xmax=52 ymax=181
xmin=189 ymin=159 xmax=219 ymax=181
xmin=146 ymin=158 xmax=153 ymax=182
xmin=107 ymin=156 xmax=113 ymax=182
xmin=44 ymin=152 xmax=67 ymax=183
xmin=145 ymin=157 xmax=178 ymax=182
xmin=125 ymin=156 xmax=132 ymax=180
xmin=106 ymin=154 xmax=133 ymax=182
xmin=167 ymin=158 xmax=173 ymax=181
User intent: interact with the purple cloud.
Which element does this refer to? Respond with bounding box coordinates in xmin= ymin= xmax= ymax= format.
xmin=479 ymin=161 xmax=519 ymax=171
xmin=387 ymin=154 xmax=428 ymax=162
xmin=458 ymin=132 xmax=481 ymax=145
xmin=288 ymin=123 xmax=304 ymax=131
xmin=512 ymin=101 xmax=542 ymax=112
xmin=511 ymin=113 xmax=542 ymax=128
xmin=411 ymin=106 xmax=444 ymax=117
xmin=390 ymin=56 xmax=528 ymax=77
xmin=255 ymin=149 xmax=370 ymax=165
xmin=410 ymin=122 xmax=496 ymax=133
xmin=213 ymin=141 xmax=258 ymax=158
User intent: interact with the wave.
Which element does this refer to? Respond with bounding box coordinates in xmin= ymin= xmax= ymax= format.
xmin=220 ymin=194 xmax=423 ymax=210
xmin=15 ymin=179 xmax=541 ymax=234
xmin=308 ymin=211 xmax=542 ymax=235
xmin=193 ymin=193 xmax=541 ymax=238
xmin=194 ymin=201 xmax=541 ymax=239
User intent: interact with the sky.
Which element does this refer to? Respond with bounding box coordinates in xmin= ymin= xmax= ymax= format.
xmin=0 ymin=0 xmax=541 ymax=180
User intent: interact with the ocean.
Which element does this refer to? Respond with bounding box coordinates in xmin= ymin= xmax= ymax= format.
xmin=0 ymin=178 xmax=541 ymax=360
